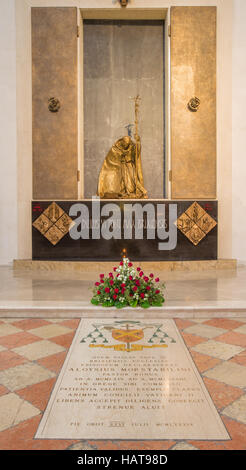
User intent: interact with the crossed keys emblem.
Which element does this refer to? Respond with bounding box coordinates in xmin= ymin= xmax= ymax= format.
xmin=81 ymin=321 xmax=175 ymax=353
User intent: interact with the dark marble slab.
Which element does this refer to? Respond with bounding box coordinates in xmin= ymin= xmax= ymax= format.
xmin=32 ymin=200 xmax=217 ymax=261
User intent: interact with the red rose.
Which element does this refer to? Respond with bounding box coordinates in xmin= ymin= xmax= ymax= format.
xmin=149 ymin=273 xmax=154 ymax=278
xmin=140 ymin=293 xmax=145 ymax=299
xmin=139 ymin=271 xmax=143 ymax=277
xmin=144 ymin=276 xmax=149 ymax=282
xmin=97 ymin=290 xmax=101 ymax=295
xmin=133 ymin=286 xmax=138 ymax=292
xmin=129 ymin=293 xmax=133 ymax=297
xmin=137 ymin=267 xmax=141 ymax=272
xmin=113 ymin=267 xmax=117 ymax=271
xmin=101 ymin=280 xmax=104 ymax=284
xmin=129 ymin=276 xmax=133 ymax=281
xmin=155 ymin=289 xmax=160 ymax=294
xmin=146 ymin=285 xmax=151 ymax=291
xmin=121 ymin=288 xmax=125 ymax=294
xmin=155 ymin=277 xmax=160 ymax=282
xmin=109 ymin=272 xmax=113 ymax=278
xmin=110 ymin=280 xmax=114 ymax=285
xmin=128 ymin=262 xmax=133 ymax=267
xmin=114 ymin=288 xmax=119 ymax=293
xmin=95 ymin=282 xmax=100 ymax=286
xmin=100 ymin=274 xmax=104 ymax=278
xmin=120 ymin=261 xmax=123 ymax=266
xmin=113 ymin=294 xmax=118 ymax=300
xmin=121 ymin=283 xmax=126 ymax=288
xmin=105 ymin=287 xmax=110 ymax=293
xmin=135 ymin=280 xmax=140 ymax=286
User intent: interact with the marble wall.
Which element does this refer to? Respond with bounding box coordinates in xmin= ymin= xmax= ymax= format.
xmin=0 ymin=0 xmax=18 ymax=265
xmin=83 ymin=20 xmax=165 ymax=199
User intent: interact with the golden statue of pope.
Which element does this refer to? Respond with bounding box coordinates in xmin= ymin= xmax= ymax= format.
xmin=97 ymin=135 xmax=148 ymax=199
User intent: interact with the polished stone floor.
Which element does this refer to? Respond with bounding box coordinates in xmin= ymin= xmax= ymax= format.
xmin=0 ymin=317 xmax=246 ymax=450
xmin=0 ymin=264 xmax=246 ymax=317
xmin=0 ymin=265 xmax=246 ymax=449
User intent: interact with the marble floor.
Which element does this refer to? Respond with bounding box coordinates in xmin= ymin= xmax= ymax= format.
xmin=0 ymin=317 xmax=246 ymax=450
xmin=0 ymin=264 xmax=246 ymax=317
xmin=0 ymin=265 xmax=246 ymax=450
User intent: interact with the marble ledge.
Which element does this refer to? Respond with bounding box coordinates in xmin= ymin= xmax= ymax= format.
xmin=0 ymin=300 xmax=246 ymax=319
xmin=13 ymin=259 xmax=237 ymax=273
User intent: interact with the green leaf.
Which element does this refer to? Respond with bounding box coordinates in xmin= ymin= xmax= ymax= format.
xmin=115 ymin=301 xmax=127 ymax=309
xmin=129 ymin=299 xmax=138 ymax=308
xmin=91 ymin=298 xmax=99 ymax=305
xmin=141 ymin=301 xmax=150 ymax=309
xmin=152 ymin=301 xmax=164 ymax=307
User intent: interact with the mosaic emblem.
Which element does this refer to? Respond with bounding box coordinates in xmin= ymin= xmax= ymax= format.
xmin=176 ymin=202 xmax=217 ymax=246
xmin=80 ymin=320 xmax=176 ymax=353
xmin=32 ymin=202 xmax=74 ymax=246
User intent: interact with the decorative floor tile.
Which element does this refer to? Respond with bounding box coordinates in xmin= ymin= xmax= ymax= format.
xmin=66 ymin=441 xmax=98 ymax=450
xmin=230 ymin=350 xmax=246 ymax=367
xmin=171 ymin=441 xmax=198 ymax=450
xmin=203 ymin=361 xmax=246 ymax=388
xmin=37 ymin=351 xmax=67 ymax=373
xmin=222 ymin=394 xmax=246 ymax=425
xmin=203 ymin=377 xmax=244 ymax=410
xmin=183 ymin=324 xmax=227 ymax=339
xmin=174 ymin=319 xmax=194 ymax=330
xmin=190 ymin=350 xmax=221 ymax=373
xmin=11 ymin=319 xmax=51 ymax=331
xmin=0 ymin=415 xmax=79 ymax=450
xmin=50 ymin=332 xmax=76 ymax=348
xmin=203 ymin=319 xmax=244 ymax=330
xmin=216 ymin=331 xmax=246 ymax=348
xmin=0 ymin=350 xmax=27 ymax=371
xmin=189 ymin=319 xmax=211 ymax=323
xmin=0 ymin=324 xmax=23 ymax=337
xmin=221 ymin=416 xmax=246 ymax=450
xmin=0 ymin=331 xmax=41 ymax=349
xmin=0 ymin=385 xmax=9 ymax=397
xmin=0 ymin=362 xmax=56 ymax=392
xmin=1 ymin=315 xmax=246 ymax=450
xmin=233 ymin=324 xmax=246 ymax=335
xmin=180 ymin=332 xmax=207 ymax=348
xmin=59 ymin=319 xmax=80 ymax=329
xmin=191 ymin=340 xmax=244 ymax=361
xmin=16 ymin=378 xmax=57 ymax=411
xmin=28 ymin=324 xmax=72 ymax=339
xmin=0 ymin=393 xmax=40 ymax=432
xmin=12 ymin=340 xmax=65 ymax=361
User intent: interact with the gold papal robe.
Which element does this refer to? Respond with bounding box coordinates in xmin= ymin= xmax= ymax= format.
xmin=97 ymin=136 xmax=148 ymax=199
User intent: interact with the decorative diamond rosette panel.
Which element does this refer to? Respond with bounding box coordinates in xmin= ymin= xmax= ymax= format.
xmin=32 ymin=202 xmax=74 ymax=246
xmin=176 ymin=202 xmax=217 ymax=246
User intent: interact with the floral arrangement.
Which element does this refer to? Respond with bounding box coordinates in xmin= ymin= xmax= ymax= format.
xmin=91 ymin=258 xmax=165 ymax=309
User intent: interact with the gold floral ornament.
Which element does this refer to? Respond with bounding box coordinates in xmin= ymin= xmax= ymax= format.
xmin=187 ymin=97 xmax=200 ymax=112
xmin=175 ymin=202 xmax=217 ymax=246
xmin=32 ymin=202 xmax=75 ymax=246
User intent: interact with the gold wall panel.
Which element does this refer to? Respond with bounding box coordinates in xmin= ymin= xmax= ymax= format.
xmin=32 ymin=7 xmax=78 ymax=200
xmin=170 ymin=7 xmax=217 ymax=199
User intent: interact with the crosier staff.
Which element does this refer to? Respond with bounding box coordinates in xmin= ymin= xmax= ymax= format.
xmin=132 ymin=95 xmax=141 ymax=196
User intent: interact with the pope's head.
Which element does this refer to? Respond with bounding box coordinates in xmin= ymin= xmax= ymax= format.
xmin=118 ymin=136 xmax=132 ymax=150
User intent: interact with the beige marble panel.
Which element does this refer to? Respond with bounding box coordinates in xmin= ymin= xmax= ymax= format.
xmin=36 ymin=318 xmax=229 ymax=440
xmin=0 ymin=362 xmax=56 ymax=392
xmin=204 ymin=361 xmax=246 ymax=388
xmin=32 ymin=7 xmax=78 ymax=199
xmin=170 ymin=7 xmax=217 ymax=199
xmin=13 ymin=259 xmax=237 ymax=273
xmin=0 ymin=393 xmax=40 ymax=432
